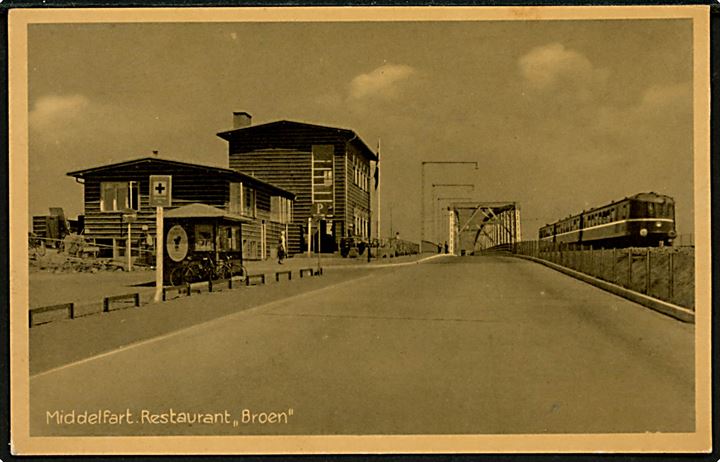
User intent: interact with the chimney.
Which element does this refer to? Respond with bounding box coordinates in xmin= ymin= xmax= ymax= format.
xmin=233 ymin=111 xmax=252 ymax=129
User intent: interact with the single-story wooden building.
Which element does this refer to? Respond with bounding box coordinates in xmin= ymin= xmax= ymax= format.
xmin=217 ymin=113 xmax=377 ymax=254
xmin=66 ymin=156 xmax=294 ymax=261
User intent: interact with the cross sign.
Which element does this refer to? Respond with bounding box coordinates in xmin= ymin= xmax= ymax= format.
xmin=154 ymin=182 xmax=167 ymax=195
xmin=149 ymin=175 xmax=172 ymax=207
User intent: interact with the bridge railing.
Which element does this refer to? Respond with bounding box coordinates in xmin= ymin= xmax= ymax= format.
xmin=512 ymin=241 xmax=694 ymax=310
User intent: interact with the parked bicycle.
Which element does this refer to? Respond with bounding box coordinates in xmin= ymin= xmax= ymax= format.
xmin=169 ymin=254 xmax=246 ymax=287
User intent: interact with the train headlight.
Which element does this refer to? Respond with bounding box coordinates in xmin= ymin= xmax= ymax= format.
xmin=655 ymin=222 xmax=662 ymax=228
xmin=640 ymin=228 xmax=648 ymax=237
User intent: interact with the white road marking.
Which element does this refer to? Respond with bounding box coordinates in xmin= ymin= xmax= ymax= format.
xmin=325 ymin=253 xmax=451 ymax=269
xmin=30 ymin=272 xmax=378 ymax=380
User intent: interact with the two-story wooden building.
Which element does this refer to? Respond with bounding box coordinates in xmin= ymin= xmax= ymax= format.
xmin=217 ymin=113 xmax=377 ymax=254
xmin=66 ymin=157 xmax=294 ymax=261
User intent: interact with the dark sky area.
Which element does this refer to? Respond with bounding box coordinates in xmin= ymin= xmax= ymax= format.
xmin=27 ymin=18 xmax=694 ymax=241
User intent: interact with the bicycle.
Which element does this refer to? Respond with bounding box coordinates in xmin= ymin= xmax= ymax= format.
xmin=169 ymin=254 xmax=247 ymax=286
xmin=169 ymin=259 xmax=202 ymax=286
xmin=218 ymin=254 xmax=248 ymax=282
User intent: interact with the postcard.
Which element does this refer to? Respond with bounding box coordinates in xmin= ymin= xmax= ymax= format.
xmin=8 ymin=5 xmax=711 ymax=455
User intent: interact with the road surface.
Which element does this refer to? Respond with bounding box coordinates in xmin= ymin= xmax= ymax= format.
xmin=30 ymin=255 xmax=694 ymax=435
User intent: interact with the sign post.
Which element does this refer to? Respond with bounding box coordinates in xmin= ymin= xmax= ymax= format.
xmin=122 ymin=212 xmax=137 ymax=272
xmin=311 ymin=202 xmax=326 ymax=271
xmin=317 ymin=219 xmax=321 ymax=269
xmin=149 ymin=175 xmax=172 ymax=302
xmin=307 ymin=217 xmax=312 ymax=257
xmin=128 ymin=221 xmax=132 ymax=271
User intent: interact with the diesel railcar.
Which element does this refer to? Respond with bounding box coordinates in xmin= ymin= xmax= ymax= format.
xmin=539 ymin=192 xmax=676 ymax=248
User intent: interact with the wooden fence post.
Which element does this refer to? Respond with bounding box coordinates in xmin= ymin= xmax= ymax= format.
xmin=611 ymin=248 xmax=617 ymax=283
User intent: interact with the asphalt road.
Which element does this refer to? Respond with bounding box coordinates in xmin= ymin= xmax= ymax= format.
xmin=30 ymin=255 xmax=694 ymax=436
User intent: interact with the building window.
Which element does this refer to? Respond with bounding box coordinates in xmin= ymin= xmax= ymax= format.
xmin=194 ymin=224 xmax=214 ymax=252
xmin=353 ymin=209 xmax=369 ymax=238
xmin=229 ymin=182 xmax=243 ymax=215
xmin=101 ymin=181 xmax=139 ymax=212
xmin=353 ymin=156 xmax=359 ymax=186
xmin=243 ymin=184 xmax=256 ymax=218
xmin=217 ymin=225 xmax=241 ymax=251
xmin=271 ymin=196 xmax=292 ymax=224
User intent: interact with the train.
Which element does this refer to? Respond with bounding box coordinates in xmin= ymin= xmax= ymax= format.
xmin=539 ymin=192 xmax=676 ymax=248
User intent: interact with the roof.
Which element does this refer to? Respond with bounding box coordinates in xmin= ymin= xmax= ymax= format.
xmin=66 ymin=157 xmax=295 ymax=199
xmin=216 ymin=120 xmax=378 ymax=161
xmin=164 ymin=203 xmax=253 ymax=223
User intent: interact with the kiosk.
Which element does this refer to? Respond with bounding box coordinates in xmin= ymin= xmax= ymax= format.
xmin=163 ymin=203 xmax=252 ymax=285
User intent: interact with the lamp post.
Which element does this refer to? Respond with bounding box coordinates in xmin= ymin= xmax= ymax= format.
xmin=419 ymin=161 xmax=478 ymax=253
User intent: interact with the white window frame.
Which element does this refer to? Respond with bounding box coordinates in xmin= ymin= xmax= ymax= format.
xmin=100 ymin=181 xmax=139 ymax=212
xmin=243 ymin=184 xmax=256 ymax=218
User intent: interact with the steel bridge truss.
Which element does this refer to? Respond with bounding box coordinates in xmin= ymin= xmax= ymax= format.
xmin=447 ymin=201 xmax=521 ymax=254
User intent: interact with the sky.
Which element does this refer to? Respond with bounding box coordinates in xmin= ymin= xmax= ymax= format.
xmin=27 ymin=18 xmax=695 ymax=241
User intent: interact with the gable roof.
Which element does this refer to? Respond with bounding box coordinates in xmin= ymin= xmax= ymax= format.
xmin=164 ymin=203 xmax=253 ymax=223
xmin=66 ymin=157 xmax=294 ymax=199
xmin=217 ymin=120 xmax=378 ymax=161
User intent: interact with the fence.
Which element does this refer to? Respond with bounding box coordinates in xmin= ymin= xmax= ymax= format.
xmin=29 ymin=234 xmax=155 ymax=259
xmin=514 ymin=241 xmax=694 ymax=310
xmin=375 ymin=238 xmax=419 ymax=257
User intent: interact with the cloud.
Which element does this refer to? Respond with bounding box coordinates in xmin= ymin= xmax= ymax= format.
xmin=518 ymin=43 xmax=608 ymax=94
xmin=348 ymin=63 xmax=415 ymax=100
xmin=29 ymin=94 xmax=90 ymax=130
xmin=596 ymin=82 xmax=691 ymax=136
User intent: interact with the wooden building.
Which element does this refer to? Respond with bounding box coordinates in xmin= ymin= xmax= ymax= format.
xmin=217 ymin=113 xmax=377 ymax=254
xmin=66 ymin=157 xmax=294 ymax=261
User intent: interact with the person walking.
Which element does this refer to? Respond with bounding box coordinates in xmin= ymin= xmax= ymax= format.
xmin=277 ymin=231 xmax=287 ymax=264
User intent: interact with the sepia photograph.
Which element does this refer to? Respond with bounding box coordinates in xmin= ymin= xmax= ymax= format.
xmin=8 ymin=5 xmax=711 ymax=455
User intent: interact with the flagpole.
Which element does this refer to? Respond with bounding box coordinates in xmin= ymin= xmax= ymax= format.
xmin=376 ymin=138 xmax=381 ymax=242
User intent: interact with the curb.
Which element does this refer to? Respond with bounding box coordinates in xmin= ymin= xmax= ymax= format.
xmin=512 ymin=254 xmax=694 ymax=323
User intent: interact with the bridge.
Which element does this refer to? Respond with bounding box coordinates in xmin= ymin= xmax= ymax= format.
xmin=446 ymin=200 xmax=522 ymax=254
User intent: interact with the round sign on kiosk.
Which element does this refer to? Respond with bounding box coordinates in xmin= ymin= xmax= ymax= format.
xmin=166 ymin=224 xmax=189 ymax=262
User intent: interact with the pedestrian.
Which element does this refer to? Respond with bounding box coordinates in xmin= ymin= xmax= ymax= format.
xmin=444 ymin=241 xmax=449 ymax=254
xmin=277 ymin=243 xmax=286 ymax=264
xmin=277 ymin=232 xmax=286 ymax=264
